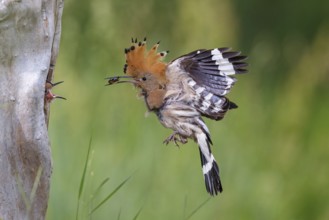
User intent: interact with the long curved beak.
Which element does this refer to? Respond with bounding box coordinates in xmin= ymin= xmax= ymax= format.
xmin=105 ymin=76 xmax=135 ymax=86
xmin=55 ymin=96 xmax=67 ymax=100
xmin=51 ymin=81 xmax=64 ymax=87
xmin=46 ymin=80 xmax=64 ymax=88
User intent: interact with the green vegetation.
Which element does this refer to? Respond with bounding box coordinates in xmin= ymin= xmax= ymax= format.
xmin=46 ymin=0 xmax=329 ymax=219
xmin=75 ymin=137 xmax=132 ymax=219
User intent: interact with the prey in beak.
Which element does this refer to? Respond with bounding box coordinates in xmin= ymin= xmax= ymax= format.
xmin=105 ymin=75 xmax=136 ymax=86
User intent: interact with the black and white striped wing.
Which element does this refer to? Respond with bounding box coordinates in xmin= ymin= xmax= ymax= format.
xmin=174 ymin=48 xmax=248 ymax=120
xmin=178 ymin=48 xmax=248 ymax=96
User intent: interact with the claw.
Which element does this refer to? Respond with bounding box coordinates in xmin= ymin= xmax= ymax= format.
xmin=163 ymin=132 xmax=188 ymax=147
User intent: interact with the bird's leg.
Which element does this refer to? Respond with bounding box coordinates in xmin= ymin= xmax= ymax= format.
xmin=163 ymin=131 xmax=188 ymax=147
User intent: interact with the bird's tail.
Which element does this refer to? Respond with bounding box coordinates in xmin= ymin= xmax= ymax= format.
xmin=196 ymin=132 xmax=223 ymax=196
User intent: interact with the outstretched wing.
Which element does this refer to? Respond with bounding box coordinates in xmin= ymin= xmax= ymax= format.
xmin=177 ymin=48 xmax=248 ymax=96
xmin=171 ymin=48 xmax=248 ymax=120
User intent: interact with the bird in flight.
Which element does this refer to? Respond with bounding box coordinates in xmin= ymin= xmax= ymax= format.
xmin=106 ymin=38 xmax=248 ymax=196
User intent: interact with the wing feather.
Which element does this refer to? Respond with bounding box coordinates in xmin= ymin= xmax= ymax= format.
xmin=169 ymin=47 xmax=248 ymax=120
xmin=176 ymin=48 xmax=248 ymax=97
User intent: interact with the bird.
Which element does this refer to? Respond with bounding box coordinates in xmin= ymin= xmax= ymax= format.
xmin=45 ymin=80 xmax=66 ymax=102
xmin=106 ymin=37 xmax=248 ymax=196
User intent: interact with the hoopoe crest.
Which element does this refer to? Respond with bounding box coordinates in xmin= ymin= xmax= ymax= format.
xmin=124 ymin=37 xmax=168 ymax=84
xmin=108 ymin=38 xmax=170 ymax=110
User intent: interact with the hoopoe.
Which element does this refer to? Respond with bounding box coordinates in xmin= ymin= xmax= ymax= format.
xmin=106 ymin=38 xmax=248 ymax=196
xmin=45 ymin=81 xmax=66 ymax=102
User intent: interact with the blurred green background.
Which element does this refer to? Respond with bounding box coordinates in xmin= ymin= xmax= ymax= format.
xmin=46 ymin=0 xmax=329 ymax=219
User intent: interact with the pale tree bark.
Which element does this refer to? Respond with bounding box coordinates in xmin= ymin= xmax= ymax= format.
xmin=0 ymin=0 xmax=63 ymax=219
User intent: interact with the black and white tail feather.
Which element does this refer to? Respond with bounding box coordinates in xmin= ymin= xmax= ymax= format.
xmin=168 ymin=47 xmax=247 ymax=195
xmin=195 ymin=120 xmax=223 ymax=195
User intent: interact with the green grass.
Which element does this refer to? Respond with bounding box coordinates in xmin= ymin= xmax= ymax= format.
xmin=90 ymin=175 xmax=131 ymax=215
xmin=74 ymin=137 xmax=132 ymax=219
xmin=184 ymin=197 xmax=211 ymax=220
xmin=75 ymin=137 xmax=92 ymax=220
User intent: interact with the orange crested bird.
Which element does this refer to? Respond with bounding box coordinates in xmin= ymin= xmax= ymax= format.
xmin=106 ymin=38 xmax=248 ymax=196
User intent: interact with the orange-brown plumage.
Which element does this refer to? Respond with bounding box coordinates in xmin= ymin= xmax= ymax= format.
xmin=124 ymin=39 xmax=168 ymax=85
xmin=119 ymin=39 xmax=169 ymax=110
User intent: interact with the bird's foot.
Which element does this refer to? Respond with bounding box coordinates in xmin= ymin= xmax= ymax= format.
xmin=163 ymin=132 xmax=188 ymax=147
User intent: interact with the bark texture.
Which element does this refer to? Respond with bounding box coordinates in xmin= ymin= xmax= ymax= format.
xmin=0 ymin=0 xmax=63 ymax=219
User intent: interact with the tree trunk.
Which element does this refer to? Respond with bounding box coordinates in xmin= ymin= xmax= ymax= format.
xmin=0 ymin=0 xmax=63 ymax=219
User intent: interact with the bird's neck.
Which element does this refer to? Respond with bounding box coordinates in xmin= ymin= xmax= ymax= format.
xmin=143 ymin=89 xmax=166 ymax=111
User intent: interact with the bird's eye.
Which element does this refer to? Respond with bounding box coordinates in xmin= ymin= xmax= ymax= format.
xmin=141 ymin=77 xmax=147 ymax=81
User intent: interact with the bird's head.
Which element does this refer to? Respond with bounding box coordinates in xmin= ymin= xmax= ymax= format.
xmin=106 ymin=38 xmax=169 ymax=92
